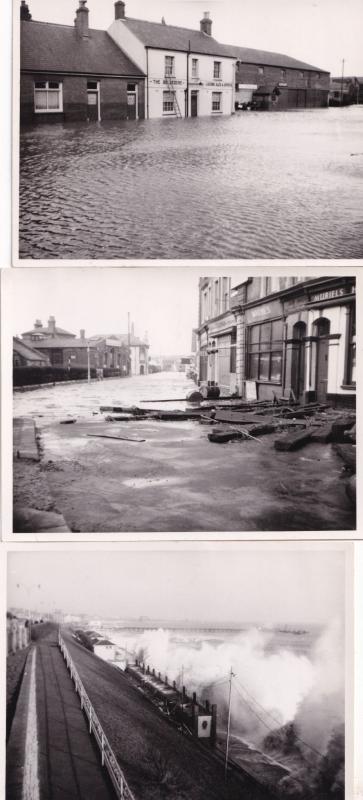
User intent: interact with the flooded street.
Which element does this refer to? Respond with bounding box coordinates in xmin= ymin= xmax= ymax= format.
xmin=19 ymin=106 xmax=363 ymax=260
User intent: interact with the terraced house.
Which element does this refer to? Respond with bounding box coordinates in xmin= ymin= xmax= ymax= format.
xmin=20 ymin=0 xmax=145 ymax=123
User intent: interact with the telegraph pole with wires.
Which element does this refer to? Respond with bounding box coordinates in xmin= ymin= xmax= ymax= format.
xmin=224 ymin=667 xmax=235 ymax=781
xmin=340 ymin=58 xmax=345 ymax=106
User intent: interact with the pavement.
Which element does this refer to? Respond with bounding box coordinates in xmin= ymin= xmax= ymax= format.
xmin=13 ymin=373 xmax=356 ymax=533
xmin=7 ymin=626 xmax=115 ymax=800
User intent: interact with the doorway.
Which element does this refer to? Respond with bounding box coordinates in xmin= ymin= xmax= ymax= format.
xmin=127 ymin=84 xmax=138 ymax=120
xmin=314 ymin=318 xmax=330 ymax=403
xmin=191 ymin=91 xmax=198 ymax=117
xmin=87 ymin=81 xmax=100 ymax=121
xmin=291 ymin=322 xmax=306 ymax=401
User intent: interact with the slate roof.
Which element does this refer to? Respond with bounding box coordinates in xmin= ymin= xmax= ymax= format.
xmin=13 ymin=337 xmax=50 ymax=363
xmin=90 ymin=334 xmax=149 ymax=347
xmin=21 ymin=19 xmax=145 ymax=76
xmin=120 ymin=17 xmax=235 ymax=58
xmin=31 ymin=337 xmax=94 ymax=349
xmin=233 ymin=46 xmax=329 ymax=74
xmin=22 ymin=322 xmax=75 ymax=337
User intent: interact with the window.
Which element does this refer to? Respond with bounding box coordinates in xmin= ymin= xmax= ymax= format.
xmin=163 ymin=91 xmax=175 ymax=113
xmin=212 ymin=92 xmax=222 ymax=112
xmin=192 ymin=59 xmax=199 ymax=78
xmin=230 ymin=328 xmax=237 ymax=373
xmin=127 ymin=83 xmax=136 ymax=91
xmin=34 ymin=80 xmax=63 ymax=112
xmin=87 ymin=81 xmax=98 ymax=90
xmin=248 ymin=320 xmax=284 ymax=383
xmin=258 ymin=66 xmax=264 ymax=75
xmin=213 ymin=61 xmax=221 ymax=79
xmin=165 ymin=56 xmax=175 ymax=77
xmin=281 ymin=69 xmax=286 ymax=79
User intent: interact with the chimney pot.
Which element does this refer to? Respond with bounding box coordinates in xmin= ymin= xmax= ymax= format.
xmin=48 ymin=316 xmax=56 ymax=335
xmin=200 ymin=11 xmax=212 ymax=36
xmin=115 ymin=1 xmax=125 ymax=20
xmin=80 ymin=329 xmax=85 ymax=340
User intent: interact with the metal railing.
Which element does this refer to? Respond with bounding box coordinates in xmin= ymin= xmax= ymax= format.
xmin=58 ymin=632 xmax=136 ymax=800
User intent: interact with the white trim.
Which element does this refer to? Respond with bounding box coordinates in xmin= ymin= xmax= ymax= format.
xmin=34 ymin=80 xmax=63 ymax=113
xmin=87 ymin=80 xmax=101 ymax=122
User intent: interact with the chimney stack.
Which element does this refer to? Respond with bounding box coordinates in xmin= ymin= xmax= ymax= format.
xmin=75 ymin=0 xmax=89 ymax=38
xmin=114 ymin=1 xmax=125 ymax=20
xmin=80 ymin=329 xmax=85 ymax=340
xmin=34 ymin=319 xmax=43 ymax=329
xmin=48 ymin=316 xmax=56 ymax=335
xmin=200 ymin=11 xmax=212 ymax=36
xmin=20 ymin=1 xmax=32 ymax=21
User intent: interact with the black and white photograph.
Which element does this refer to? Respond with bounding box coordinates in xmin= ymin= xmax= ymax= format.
xmin=5 ymin=543 xmax=351 ymax=800
xmin=5 ymin=268 xmax=356 ymax=534
xmin=15 ymin=0 xmax=363 ymax=261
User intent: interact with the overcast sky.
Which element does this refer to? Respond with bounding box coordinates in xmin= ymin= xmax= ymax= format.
xmin=23 ymin=0 xmax=363 ymax=76
xmin=8 ymin=546 xmax=345 ymax=624
xmin=8 ymin=268 xmax=250 ymax=355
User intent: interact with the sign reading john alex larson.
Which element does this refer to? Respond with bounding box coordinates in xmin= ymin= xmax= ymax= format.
xmin=310 ymin=287 xmax=355 ymax=303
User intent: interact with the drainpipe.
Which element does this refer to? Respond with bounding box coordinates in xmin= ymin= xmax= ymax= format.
xmin=186 ymin=40 xmax=190 ymax=118
xmin=146 ymin=47 xmax=150 ymax=119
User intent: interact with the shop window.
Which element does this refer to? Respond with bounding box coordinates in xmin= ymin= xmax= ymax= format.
xmin=192 ymin=59 xmax=199 ymax=78
xmin=165 ymin=56 xmax=175 ymax=77
xmin=247 ymin=319 xmax=284 ymax=383
xmin=212 ymin=92 xmax=222 ymax=112
xmin=213 ymin=61 xmax=221 ymax=79
xmin=163 ymin=91 xmax=175 ymax=113
xmin=34 ymin=81 xmax=63 ymax=112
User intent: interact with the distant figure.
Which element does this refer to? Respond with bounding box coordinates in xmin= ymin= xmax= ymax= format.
xmin=161 ymin=16 xmax=166 ymax=24
xmin=97 ymin=368 xmax=104 ymax=380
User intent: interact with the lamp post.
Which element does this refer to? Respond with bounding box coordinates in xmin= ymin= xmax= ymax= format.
xmin=224 ymin=667 xmax=234 ymax=781
xmin=87 ymin=342 xmax=91 ymax=384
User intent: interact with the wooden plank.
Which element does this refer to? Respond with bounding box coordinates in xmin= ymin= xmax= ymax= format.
xmin=215 ymin=410 xmax=276 ymax=425
xmin=87 ymin=434 xmax=146 ymax=443
xmin=274 ymin=431 xmax=312 ymax=451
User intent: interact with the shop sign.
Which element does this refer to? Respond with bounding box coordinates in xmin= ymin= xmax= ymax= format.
xmin=245 ymin=299 xmax=281 ymax=323
xmin=310 ymin=287 xmax=353 ymax=303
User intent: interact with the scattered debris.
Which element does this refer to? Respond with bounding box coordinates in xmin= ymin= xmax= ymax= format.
xmin=59 ymin=419 xmax=77 ymax=425
xmin=334 ymin=444 xmax=356 ymax=473
xmin=105 ymin=414 xmax=134 ymax=422
xmin=87 ymin=434 xmax=146 ymax=443
xmin=274 ymin=431 xmax=312 ymax=452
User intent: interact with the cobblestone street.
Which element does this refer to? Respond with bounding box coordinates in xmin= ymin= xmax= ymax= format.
xmin=19 ymin=107 xmax=363 ymax=260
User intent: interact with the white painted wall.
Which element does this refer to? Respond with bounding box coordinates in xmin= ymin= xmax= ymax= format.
xmin=307 ymin=304 xmax=352 ymax=396
xmin=108 ymin=20 xmax=147 ymax=73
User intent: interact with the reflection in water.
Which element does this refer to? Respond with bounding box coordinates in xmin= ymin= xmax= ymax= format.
xmin=19 ymin=107 xmax=363 ymax=259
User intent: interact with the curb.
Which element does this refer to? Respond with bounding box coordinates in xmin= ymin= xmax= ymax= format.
xmin=13 ymin=417 xmax=39 ymax=461
xmin=6 ymin=647 xmax=34 ymax=800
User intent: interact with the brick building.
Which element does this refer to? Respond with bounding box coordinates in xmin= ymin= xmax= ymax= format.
xmin=329 ymin=76 xmax=363 ymax=106
xmin=21 ymin=316 xmax=130 ymax=372
xmin=13 ymin=336 xmax=50 ymax=367
xmin=20 ymin=0 xmax=145 ymax=124
xmin=234 ymin=48 xmax=330 ymax=110
xmin=90 ymin=327 xmax=149 ymax=375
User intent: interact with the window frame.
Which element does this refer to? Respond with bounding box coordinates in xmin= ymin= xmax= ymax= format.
xmin=247 ymin=319 xmax=284 ymax=384
xmin=212 ymin=91 xmax=222 ymax=112
xmin=164 ymin=55 xmax=175 ymax=78
xmin=162 ymin=90 xmax=176 ymax=114
xmin=34 ymin=80 xmax=63 ymax=113
xmin=213 ymin=61 xmax=222 ymax=79
xmin=191 ymin=58 xmax=199 ymax=79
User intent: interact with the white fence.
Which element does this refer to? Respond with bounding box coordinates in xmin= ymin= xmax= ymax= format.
xmin=58 ymin=632 xmax=136 ymax=800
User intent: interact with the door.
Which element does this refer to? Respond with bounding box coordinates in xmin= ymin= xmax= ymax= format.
xmin=191 ymin=91 xmax=198 ymax=117
xmin=87 ymin=92 xmax=98 ymax=121
xmin=315 ymin=319 xmax=330 ymax=403
xmin=127 ymin=84 xmax=137 ymax=120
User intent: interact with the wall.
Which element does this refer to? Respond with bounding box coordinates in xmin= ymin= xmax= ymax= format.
xmin=108 ymin=19 xmax=148 ymax=73
xmin=147 ymin=50 xmax=235 ymax=119
xmin=236 ymin=63 xmax=329 ymax=109
xmin=21 ymin=73 xmax=145 ymax=123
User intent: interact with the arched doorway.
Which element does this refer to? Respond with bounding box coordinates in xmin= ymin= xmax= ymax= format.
xmin=314 ymin=318 xmax=330 ymax=403
xmin=291 ymin=322 xmax=306 ymax=402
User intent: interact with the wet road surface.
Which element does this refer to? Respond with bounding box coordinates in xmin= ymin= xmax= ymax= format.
xmin=13 ymin=374 xmax=356 ymax=532
xmin=19 ymin=107 xmax=363 ymax=260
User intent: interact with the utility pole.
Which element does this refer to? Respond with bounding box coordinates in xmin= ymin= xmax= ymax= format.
xmin=340 ymin=58 xmax=345 ymax=106
xmin=87 ymin=342 xmax=91 ymax=383
xmin=224 ymin=667 xmax=234 ymax=781
xmin=128 ymin=312 xmax=131 ymax=376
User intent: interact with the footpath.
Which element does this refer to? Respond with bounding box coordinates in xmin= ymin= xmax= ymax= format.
xmin=6 ymin=626 xmax=114 ymax=800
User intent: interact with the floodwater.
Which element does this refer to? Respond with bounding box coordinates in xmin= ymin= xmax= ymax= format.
xmin=19 ymin=106 xmax=363 ymax=260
